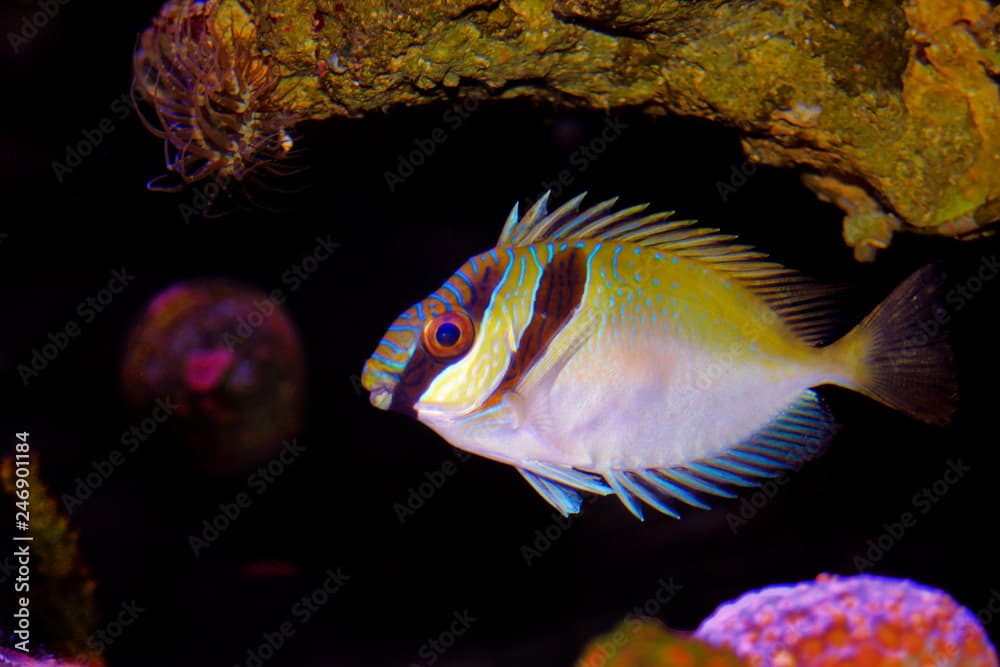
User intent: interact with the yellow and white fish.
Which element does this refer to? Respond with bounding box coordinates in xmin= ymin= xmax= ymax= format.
xmin=361 ymin=193 xmax=957 ymax=520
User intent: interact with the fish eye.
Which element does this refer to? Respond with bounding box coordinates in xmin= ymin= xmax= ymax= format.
xmin=422 ymin=311 xmax=474 ymax=361
xmin=436 ymin=322 xmax=461 ymax=347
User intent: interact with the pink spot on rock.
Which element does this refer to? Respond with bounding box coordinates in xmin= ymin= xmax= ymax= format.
xmin=184 ymin=347 xmax=235 ymax=392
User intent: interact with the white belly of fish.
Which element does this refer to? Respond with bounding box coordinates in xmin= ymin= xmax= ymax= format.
xmin=527 ymin=327 xmax=828 ymax=471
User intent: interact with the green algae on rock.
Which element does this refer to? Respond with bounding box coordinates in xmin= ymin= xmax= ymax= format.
xmin=135 ymin=0 xmax=1000 ymax=259
xmin=1 ymin=455 xmax=103 ymax=666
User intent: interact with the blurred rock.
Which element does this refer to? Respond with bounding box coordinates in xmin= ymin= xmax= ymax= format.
xmin=121 ymin=279 xmax=305 ymax=474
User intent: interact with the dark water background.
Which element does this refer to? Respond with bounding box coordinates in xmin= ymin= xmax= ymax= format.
xmin=2 ymin=2 xmax=1000 ymax=665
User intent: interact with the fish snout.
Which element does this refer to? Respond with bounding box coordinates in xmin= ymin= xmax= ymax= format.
xmin=368 ymin=385 xmax=392 ymax=410
xmin=361 ymin=358 xmax=397 ymax=411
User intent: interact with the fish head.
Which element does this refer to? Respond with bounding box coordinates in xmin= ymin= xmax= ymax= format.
xmin=362 ymin=252 xmax=519 ymax=424
xmin=360 ymin=307 xmax=423 ymax=413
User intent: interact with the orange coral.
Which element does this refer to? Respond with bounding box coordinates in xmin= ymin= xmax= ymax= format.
xmin=576 ymin=619 xmax=749 ymax=667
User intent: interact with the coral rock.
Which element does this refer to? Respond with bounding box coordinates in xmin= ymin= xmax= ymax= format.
xmin=694 ymin=573 xmax=999 ymax=667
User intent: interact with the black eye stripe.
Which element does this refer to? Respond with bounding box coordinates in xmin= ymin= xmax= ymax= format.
xmin=388 ymin=251 xmax=511 ymax=415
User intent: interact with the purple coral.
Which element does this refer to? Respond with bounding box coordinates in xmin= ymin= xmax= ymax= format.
xmin=694 ymin=573 xmax=998 ymax=667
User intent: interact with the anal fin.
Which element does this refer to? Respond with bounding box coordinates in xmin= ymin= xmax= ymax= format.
xmin=601 ymin=389 xmax=835 ymax=519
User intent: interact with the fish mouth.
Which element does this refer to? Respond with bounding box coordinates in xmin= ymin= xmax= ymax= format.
xmin=361 ymin=358 xmax=398 ymax=411
xmin=369 ymin=385 xmax=392 ymax=410
xmin=413 ymin=399 xmax=481 ymax=423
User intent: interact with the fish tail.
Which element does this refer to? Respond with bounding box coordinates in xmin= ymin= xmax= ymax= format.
xmin=830 ymin=263 xmax=957 ymax=425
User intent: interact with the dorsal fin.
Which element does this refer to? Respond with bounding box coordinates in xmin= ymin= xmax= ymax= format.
xmin=497 ymin=191 xmax=843 ymax=346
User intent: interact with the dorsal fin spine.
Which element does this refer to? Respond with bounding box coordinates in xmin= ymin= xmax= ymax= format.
xmin=496 ymin=192 xmax=844 ymax=345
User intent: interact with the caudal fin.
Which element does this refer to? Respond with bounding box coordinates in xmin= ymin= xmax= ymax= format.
xmin=835 ymin=263 xmax=957 ymax=426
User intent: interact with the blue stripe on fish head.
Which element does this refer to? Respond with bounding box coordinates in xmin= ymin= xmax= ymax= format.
xmin=361 ymin=251 xmax=512 ymax=417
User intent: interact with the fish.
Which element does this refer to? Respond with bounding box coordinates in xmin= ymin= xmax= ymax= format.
xmin=361 ymin=192 xmax=957 ymax=520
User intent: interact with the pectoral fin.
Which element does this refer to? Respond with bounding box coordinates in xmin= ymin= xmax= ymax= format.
xmin=515 ymin=460 xmax=612 ymax=517
xmin=517 ymin=468 xmax=583 ymax=516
